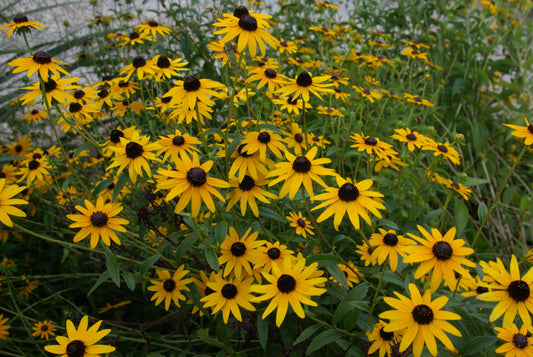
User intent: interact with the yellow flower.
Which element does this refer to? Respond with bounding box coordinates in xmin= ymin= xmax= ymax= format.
xmin=0 ymin=13 xmax=46 ymax=38
xmin=32 ymin=320 xmax=57 ymax=340
xmin=503 ymin=117 xmax=533 ymax=146
xmin=8 ymin=51 xmax=69 ymax=78
xmin=0 ymin=179 xmax=28 ymax=227
xmin=148 ymin=266 xmax=193 ymax=311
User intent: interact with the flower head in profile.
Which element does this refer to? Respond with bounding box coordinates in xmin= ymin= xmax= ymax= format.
xmin=0 ymin=13 xmax=47 ymax=38
xmin=404 ymin=93 xmax=434 ymax=107
xmin=219 ymin=227 xmax=266 ymax=279
xmin=312 ymin=176 xmax=385 ymax=231
xmin=494 ymin=323 xmax=533 ymax=356
xmin=9 ymin=51 xmax=69 ymax=79
xmin=379 ymin=284 xmax=461 ymax=357
xmin=213 ymin=6 xmax=278 ymax=57
xmin=148 ymin=266 xmax=193 ymax=311
xmin=268 ymin=146 xmax=336 ymax=199
xmin=277 ymin=71 xmax=334 ymax=102
xmin=44 ymin=316 xmax=115 ymax=356
xmin=404 ymin=225 xmax=475 ymax=292
xmin=477 ymin=255 xmax=533 ymax=327
xmin=67 ymin=196 xmax=129 ymax=249
xmin=503 ymin=117 xmax=533 ymax=146
xmin=422 ymin=139 xmax=461 ymax=165
xmin=32 ymin=320 xmax=57 ymax=340
xmin=135 ymin=20 xmax=171 ymax=37
xmin=251 ymin=256 xmax=327 ymax=327
xmin=200 ymin=274 xmax=256 ymax=323
xmin=0 ymin=179 xmax=28 ymax=227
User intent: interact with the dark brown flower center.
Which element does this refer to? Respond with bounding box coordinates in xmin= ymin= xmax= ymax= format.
xmin=513 ymin=333 xmax=528 ymax=348
xmin=450 ymin=182 xmax=460 ymax=189
xmin=40 ymin=325 xmax=49 ymax=331
xmin=297 ymin=218 xmax=306 ymax=227
xmin=264 ymin=68 xmax=277 ymax=78
xmin=406 ymin=133 xmax=417 ymax=141
xmin=163 ymin=279 xmax=176 ymax=292
xmin=508 ymin=280 xmax=530 ymax=302
xmin=66 ymin=340 xmax=85 ymax=357
xmin=157 ymin=55 xmax=171 ymax=68
xmin=411 ymin=304 xmax=433 ymax=324
xmin=363 ymin=88 xmax=371 ymax=95
xmin=383 ymin=233 xmax=398 ymax=246
xmin=109 ymin=129 xmax=124 ymax=143
xmin=364 ymin=137 xmax=377 ymax=146
xmin=221 ymin=283 xmax=238 ymax=299
xmin=257 ymin=131 xmax=271 ymax=143
xmin=132 ymin=56 xmax=146 ymax=68
xmin=118 ymin=80 xmax=129 ymax=88
xmin=129 ymin=31 xmax=139 ymax=40
xmin=205 ymin=286 xmax=215 ymax=295
xmin=437 ymin=144 xmax=448 ymax=153
xmin=161 ymin=96 xmax=172 ymax=103
xmin=476 ymin=286 xmax=489 ymax=294
xmin=102 ymin=75 xmax=113 ymax=81
xmin=287 ymin=96 xmax=298 ymax=105
xmin=125 ymin=142 xmax=144 ymax=159
xmin=148 ymin=20 xmax=159 ymax=27
xmin=413 ymin=96 xmax=422 ymax=102
xmin=44 ymin=79 xmax=57 ymax=92
xmin=338 ymin=183 xmax=359 ymax=202
xmin=528 ymin=124 xmax=533 ymax=134
xmin=69 ymin=103 xmax=82 ymax=113
xmin=97 ymin=89 xmax=109 ymax=99
xmin=294 ymin=133 xmax=304 ymax=143
xmin=238 ymin=15 xmax=257 ymax=31
xmin=292 ymin=156 xmax=311 ymax=173
xmin=90 ymin=211 xmax=108 ymax=227
xmin=277 ymin=274 xmax=296 ymax=293
xmin=31 ymin=109 xmax=39 ymax=114
xmin=296 ymin=71 xmax=313 ymax=87
xmin=186 ymin=167 xmax=207 ymax=187
xmin=172 ymin=135 xmax=185 ymax=146
xmin=14 ymin=14 xmax=29 ymax=23
xmin=28 ymin=160 xmax=40 ymax=170
xmin=230 ymin=242 xmax=246 ymax=257
xmin=183 ymin=76 xmax=201 ymax=92
xmin=15 ymin=145 xmax=22 ymax=152
xmin=379 ymin=327 xmax=394 ymax=341
xmin=33 ymin=153 xmax=42 ymax=159
xmin=238 ymin=175 xmax=255 ymax=191
xmin=267 ymin=247 xmax=281 ymax=259
xmin=432 ymin=241 xmax=453 ymax=260
xmin=33 ymin=51 xmax=52 ymax=65
xmin=233 ymin=6 xmax=249 ymax=18
xmin=280 ymin=40 xmax=287 ymax=47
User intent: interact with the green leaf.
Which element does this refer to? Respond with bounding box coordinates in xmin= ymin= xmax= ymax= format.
xmin=306 ymin=253 xmax=340 ymax=266
xmin=140 ymin=254 xmax=161 ymax=275
xmin=256 ymin=315 xmax=268 ymax=350
xmin=459 ymin=336 xmax=498 ymax=355
xmin=175 ymin=233 xmax=199 ymax=260
xmin=93 ymin=178 xmax=114 ymax=195
xmin=226 ymin=136 xmax=244 ymax=158
xmin=333 ymin=283 xmax=369 ymax=324
xmin=105 ymin=252 xmax=120 ymax=288
xmin=327 ymin=264 xmax=349 ymax=289
xmin=61 ymin=247 xmax=70 ymax=263
xmin=306 ymin=330 xmax=343 ymax=354
xmin=454 ymin=199 xmax=469 ymax=237
xmin=197 ymin=328 xmax=225 ymax=349
xmin=477 ymin=202 xmax=488 ymax=222
xmin=293 ymin=324 xmax=321 ymax=346
xmin=215 ymin=221 xmax=228 ymax=243
xmin=463 ymin=177 xmax=489 ymax=186
xmin=72 ymin=141 xmax=92 ymax=158
xmin=0 ymin=155 xmax=24 ymax=162
xmin=123 ymin=273 xmax=136 ymax=291
xmin=87 ymin=270 xmax=110 ymax=296
xmin=205 ymin=247 xmax=220 ymax=271
xmin=112 ymin=171 xmax=130 ymax=201
xmin=520 ymin=196 xmax=532 ymax=215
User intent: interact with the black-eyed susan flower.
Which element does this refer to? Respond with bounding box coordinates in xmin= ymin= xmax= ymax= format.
xmin=446 ymin=180 xmax=472 ymax=201
xmin=218 ymin=227 xmax=266 ymax=279
xmin=44 ymin=315 xmax=115 ymax=356
xmin=242 ymin=129 xmax=286 ymax=161
xmin=401 ymin=47 xmax=429 ymax=60
xmin=103 ymin=126 xmax=139 ymax=157
xmin=379 ymin=283 xmax=461 ymax=357
xmin=119 ymin=30 xmax=152 ymax=47
xmin=151 ymin=54 xmax=188 ymax=80
xmin=268 ymin=146 xmax=336 ymax=199
xmin=503 ymin=118 xmax=533 ymax=146
xmin=56 ymin=186 xmax=77 ymax=205
xmin=422 ymin=139 xmax=461 ymax=165
xmin=226 ymin=174 xmax=277 ymax=217
xmin=21 ymin=76 xmax=80 ymax=106
xmin=284 ymin=122 xmax=308 ymax=155
xmin=477 ymin=255 xmax=533 ymax=327
xmin=391 ymin=128 xmax=429 ymax=151
xmin=353 ymin=85 xmax=383 ymax=103
xmin=277 ymin=71 xmax=334 ymax=102
xmin=156 ymin=129 xmax=201 ymax=162
xmin=350 ymin=132 xmax=396 ymax=159
xmin=316 ymin=105 xmax=343 ymax=117
xmin=357 ymin=241 xmax=380 ymax=267
xmin=107 ymin=132 xmax=160 ymax=183
xmin=22 ymin=108 xmax=47 ymax=123
xmin=5 ymin=135 xmax=33 ymax=157
xmin=165 ymin=75 xmax=226 ymax=110
xmin=286 ymin=212 xmax=314 ymax=238
xmin=200 ymin=274 xmax=256 ymax=323
xmin=32 ymin=320 xmax=56 ymax=340
xmin=213 ymin=6 xmax=278 ymax=57
xmin=148 ymin=266 xmax=192 ymax=311
xmin=156 ymin=153 xmax=230 ymax=216
xmin=333 ymin=261 xmax=362 ymax=288
xmin=404 ymin=225 xmax=475 ymax=292
xmin=494 ymin=323 xmax=533 ymax=356
xmin=278 ymin=38 xmax=297 ymax=54
xmin=0 ymin=179 xmax=27 ymax=227
xmin=404 ymin=93 xmax=434 ymax=107
xmin=0 ymin=164 xmax=18 ymax=184
xmin=247 ymin=66 xmax=287 ymax=92
xmin=228 ymin=143 xmax=271 ymax=182
xmin=307 ymin=133 xmax=331 ymax=149
xmin=366 ymin=320 xmax=401 ymax=357
xmin=111 ymin=79 xmax=139 ymax=98
xmin=251 ymin=256 xmax=327 ymax=327
xmin=271 ymin=95 xmax=311 ymax=115
xmin=67 ymin=196 xmax=129 ymax=249
xmin=312 ymin=176 xmax=385 ymax=231
xmin=256 ymin=241 xmax=294 ymax=273
xmin=9 ymin=51 xmax=69 ymax=79
xmin=0 ymin=13 xmax=46 ymax=38
xmin=135 ymin=20 xmax=171 ymax=37
xmin=0 ymin=314 xmax=10 ymax=340
xmin=369 ymin=229 xmax=414 ymax=272
xmin=119 ymin=55 xmax=156 ymax=81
